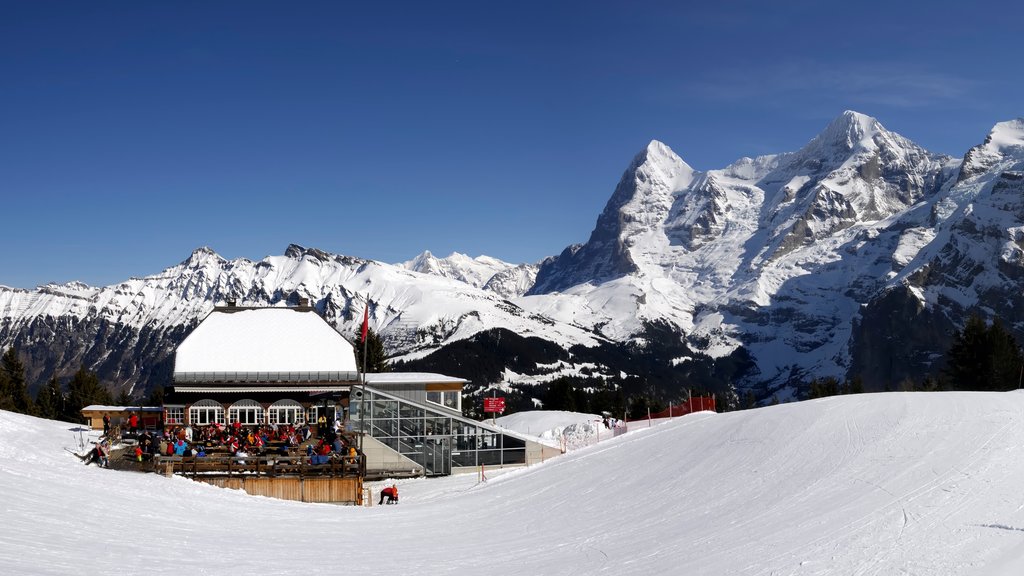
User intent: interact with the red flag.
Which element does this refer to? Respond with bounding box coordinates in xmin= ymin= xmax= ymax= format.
xmin=361 ymin=306 xmax=369 ymax=343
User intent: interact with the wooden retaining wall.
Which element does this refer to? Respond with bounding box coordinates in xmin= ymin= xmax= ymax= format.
xmin=193 ymin=475 xmax=363 ymax=504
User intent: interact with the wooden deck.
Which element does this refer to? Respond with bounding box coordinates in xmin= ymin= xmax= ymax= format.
xmin=152 ymin=453 xmax=365 ymax=505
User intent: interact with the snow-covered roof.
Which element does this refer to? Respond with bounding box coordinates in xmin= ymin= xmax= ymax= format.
xmin=364 ymin=373 xmax=467 ymax=385
xmin=171 ymin=386 xmax=349 ymax=393
xmin=174 ymin=308 xmax=357 ymax=377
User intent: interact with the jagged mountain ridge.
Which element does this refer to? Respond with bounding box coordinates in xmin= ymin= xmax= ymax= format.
xmin=400 ymin=250 xmax=539 ymax=299
xmin=3 ymin=111 xmax=1024 ymax=401
xmin=0 ymin=245 xmax=600 ymax=395
xmin=527 ymin=111 xmax=1022 ymax=395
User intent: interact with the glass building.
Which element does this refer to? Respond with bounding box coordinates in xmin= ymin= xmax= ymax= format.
xmin=352 ymin=385 xmax=537 ymax=476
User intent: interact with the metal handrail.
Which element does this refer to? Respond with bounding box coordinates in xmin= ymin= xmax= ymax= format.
xmin=155 ymin=453 xmax=364 ymax=478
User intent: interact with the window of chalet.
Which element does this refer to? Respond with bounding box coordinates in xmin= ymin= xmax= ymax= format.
xmin=189 ymin=400 xmax=225 ymax=426
xmin=164 ymin=406 xmax=185 ymax=425
xmin=229 ymin=399 xmax=265 ymax=426
xmin=268 ymin=399 xmax=305 ymax=425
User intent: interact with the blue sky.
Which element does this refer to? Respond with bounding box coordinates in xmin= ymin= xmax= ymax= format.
xmin=2 ymin=0 xmax=1021 ymax=288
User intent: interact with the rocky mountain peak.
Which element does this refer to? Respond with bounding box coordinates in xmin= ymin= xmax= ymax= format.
xmin=529 ymin=141 xmax=695 ymax=294
xmin=798 ymin=110 xmax=884 ymax=160
xmin=959 ymin=118 xmax=1024 ymax=182
xmin=284 ymin=244 xmax=307 ymax=259
xmin=182 ymin=246 xmax=225 ymax=268
xmin=633 ymin=140 xmax=695 ymax=189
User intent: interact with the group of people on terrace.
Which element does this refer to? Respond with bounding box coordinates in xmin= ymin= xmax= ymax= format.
xmin=87 ymin=410 xmax=362 ymax=471
xmin=158 ymin=420 xmax=359 ymax=466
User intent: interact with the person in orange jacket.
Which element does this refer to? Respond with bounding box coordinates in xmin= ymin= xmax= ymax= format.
xmin=378 ymin=484 xmax=398 ymax=505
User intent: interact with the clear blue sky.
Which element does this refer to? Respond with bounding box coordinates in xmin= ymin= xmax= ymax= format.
xmin=2 ymin=0 xmax=1021 ymax=288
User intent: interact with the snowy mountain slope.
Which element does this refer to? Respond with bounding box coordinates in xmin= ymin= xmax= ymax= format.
xmin=848 ymin=119 xmax=1024 ymax=385
xmin=525 ymin=111 xmax=1024 ymax=392
xmin=5 ymin=392 xmax=1024 ymax=574
xmin=400 ymin=250 xmax=538 ymax=299
xmin=529 ymin=140 xmax=697 ymax=296
xmin=0 ymin=244 xmax=599 ymax=393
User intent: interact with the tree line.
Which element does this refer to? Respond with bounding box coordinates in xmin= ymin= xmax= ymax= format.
xmin=527 ymin=313 xmax=1024 ymax=411
xmin=806 ymin=313 xmax=1024 ymax=399
xmin=0 ymin=346 xmax=124 ymax=423
xmin=3 ymin=312 xmax=1021 ymax=423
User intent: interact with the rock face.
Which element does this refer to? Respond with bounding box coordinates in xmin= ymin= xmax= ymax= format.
xmin=4 ymin=112 xmax=1024 ymax=402
xmin=524 ymin=111 xmax=1022 ymax=396
xmin=530 ymin=141 xmax=695 ymax=294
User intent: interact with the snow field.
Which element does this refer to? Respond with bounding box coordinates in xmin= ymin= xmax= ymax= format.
xmin=3 ymin=392 xmax=1024 ymax=574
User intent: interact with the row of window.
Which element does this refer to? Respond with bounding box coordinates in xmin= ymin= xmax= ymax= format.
xmin=165 ymin=399 xmax=335 ymax=427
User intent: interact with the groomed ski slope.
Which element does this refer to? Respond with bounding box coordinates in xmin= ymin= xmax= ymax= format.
xmin=3 ymin=392 xmax=1024 ymax=575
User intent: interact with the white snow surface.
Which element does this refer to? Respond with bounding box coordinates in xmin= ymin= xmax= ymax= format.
xmin=174 ymin=308 xmax=358 ymax=374
xmin=495 ymin=410 xmax=606 ymax=449
xmin=6 ymin=392 xmax=1024 ymax=575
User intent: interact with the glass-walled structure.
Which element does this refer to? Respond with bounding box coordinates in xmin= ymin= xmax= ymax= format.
xmin=351 ymin=386 xmax=527 ymax=476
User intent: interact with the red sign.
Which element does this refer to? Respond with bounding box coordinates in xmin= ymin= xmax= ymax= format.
xmin=483 ymin=397 xmax=506 ymax=413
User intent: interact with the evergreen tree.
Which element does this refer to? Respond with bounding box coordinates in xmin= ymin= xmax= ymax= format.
xmin=627 ymin=393 xmax=666 ymax=419
xmin=115 ymin=389 xmax=132 ymax=406
xmin=808 ymin=376 xmax=841 ymax=399
xmin=543 ymin=378 xmax=577 ymax=411
xmin=0 ymin=363 xmax=12 ymax=412
xmin=845 ymin=375 xmax=865 ymax=395
xmin=353 ymin=327 xmax=389 ymax=373
xmin=36 ymin=376 xmax=64 ymax=420
xmin=1 ymin=347 xmax=35 ymax=415
xmin=989 ymin=318 xmax=1023 ymax=390
xmin=742 ymin=390 xmax=757 ymax=410
xmin=719 ymin=385 xmax=740 ymax=412
xmin=945 ymin=314 xmax=991 ymax=390
xmin=146 ymin=385 xmax=165 ymax=407
xmin=63 ymin=367 xmax=112 ymax=423
xmin=945 ymin=314 xmax=1024 ymax=391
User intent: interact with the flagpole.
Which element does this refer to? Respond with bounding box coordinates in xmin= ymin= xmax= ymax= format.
xmin=358 ymin=304 xmax=369 ymax=454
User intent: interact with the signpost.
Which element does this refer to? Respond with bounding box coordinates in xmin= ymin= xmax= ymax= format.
xmin=483 ymin=396 xmax=505 ymax=425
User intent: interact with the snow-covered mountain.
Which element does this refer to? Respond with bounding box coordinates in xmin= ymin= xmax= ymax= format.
xmin=399 ymin=250 xmax=538 ymax=299
xmin=4 ymin=110 xmax=1024 ymax=402
xmin=0 ymin=244 xmax=599 ymax=396
xmin=527 ymin=111 xmax=1022 ymax=395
